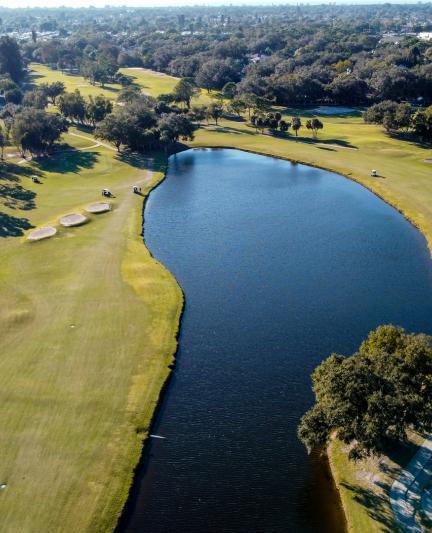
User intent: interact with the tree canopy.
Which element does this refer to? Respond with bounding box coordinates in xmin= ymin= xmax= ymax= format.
xmin=298 ymin=325 xmax=432 ymax=459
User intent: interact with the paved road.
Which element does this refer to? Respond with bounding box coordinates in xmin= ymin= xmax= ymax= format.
xmin=390 ymin=435 xmax=432 ymax=532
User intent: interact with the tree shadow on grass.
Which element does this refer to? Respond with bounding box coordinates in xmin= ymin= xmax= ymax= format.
xmin=0 ymin=162 xmax=37 ymax=237
xmin=386 ymin=130 xmax=432 ymax=150
xmin=294 ymin=136 xmax=358 ymax=149
xmin=117 ymin=151 xmax=151 ymax=169
xmin=25 ymin=71 xmax=45 ymax=91
xmin=0 ymin=212 xmax=33 ymax=237
xmin=99 ymin=85 xmax=119 ymax=93
xmin=212 ymin=125 xmax=257 ymax=136
xmin=116 ymin=150 xmax=167 ymax=174
xmin=339 ymin=438 xmax=421 ymax=533
xmin=0 ymin=162 xmax=38 ymax=211
xmin=34 ymin=148 xmax=98 ymax=174
xmin=339 ymin=480 xmax=399 ymax=533
xmin=0 ymin=184 xmax=36 ymax=210
xmin=73 ymin=123 xmax=95 ymax=134
xmin=384 ymin=437 xmax=422 ymax=472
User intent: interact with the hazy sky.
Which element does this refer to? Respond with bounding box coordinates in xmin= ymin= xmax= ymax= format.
xmin=3 ymin=0 xmax=422 ymax=8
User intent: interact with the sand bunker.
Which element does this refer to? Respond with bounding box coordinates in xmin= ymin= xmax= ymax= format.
xmin=313 ymin=106 xmax=356 ymax=115
xmin=59 ymin=213 xmax=87 ymax=227
xmin=27 ymin=227 xmax=57 ymax=241
xmin=85 ymin=202 xmax=112 ymax=214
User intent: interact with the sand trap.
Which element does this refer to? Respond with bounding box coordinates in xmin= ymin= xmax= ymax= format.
xmin=59 ymin=213 xmax=87 ymax=227
xmin=27 ymin=227 xmax=57 ymax=241
xmin=316 ymin=142 xmax=358 ymax=151
xmin=425 ymin=159 xmax=432 ymax=164
xmin=85 ymin=202 xmax=112 ymax=214
xmin=313 ymin=106 xmax=356 ymax=115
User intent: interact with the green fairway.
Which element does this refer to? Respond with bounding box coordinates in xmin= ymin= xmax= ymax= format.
xmin=0 ymin=135 xmax=182 ymax=532
xmin=29 ymin=63 xmax=213 ymax=105
xmin=2 ymin=64 xmax=432 ymax=532
xmin=29 ymin=64 xmax=122 ymax=100
xmin=119 ymin=67 xmax=179 ymax=96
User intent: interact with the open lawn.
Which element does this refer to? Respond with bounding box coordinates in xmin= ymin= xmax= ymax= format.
xmin=2 ymin=64 xmax=432 ymax=532
xmin=28 ymin=64 xmax=122 ymax=100
xmin=29 ymin=63 xmax=211 ymax=105
xmin=29 ymin=63 xmax=215 ymax=105
xmin=0 ymin=134 xmax=182 ymax=532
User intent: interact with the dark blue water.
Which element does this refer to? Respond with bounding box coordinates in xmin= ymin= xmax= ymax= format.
xmin=122 ymin=149 xmax=432 ymax=533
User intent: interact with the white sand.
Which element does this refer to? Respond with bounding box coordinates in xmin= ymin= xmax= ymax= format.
xmin=313 ymin=106 xmax=356 ymax=115
xmin=59 ymin=213 xmax=87 ymax=227
xmin=27 ymin=227 xmax=57 ymax=241
xmin=85 ymin=202 xmax=112 ymax=214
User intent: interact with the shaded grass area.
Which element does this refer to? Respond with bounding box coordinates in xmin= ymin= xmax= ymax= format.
xmin=328 ymin=436 xmax=423 ymax=532
xmin=0 ymin=163 xmax=39 ymax=237
xmin=0 ymin=142 xmax=182 ymax=532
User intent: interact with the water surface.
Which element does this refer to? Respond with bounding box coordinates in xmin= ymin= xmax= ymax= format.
xmin=122 ymin=149 xmax=432 ymax=532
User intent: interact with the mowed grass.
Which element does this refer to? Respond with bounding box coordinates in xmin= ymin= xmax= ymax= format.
xmin=29 ymin=64 xmax=122 ymax=100
xmin=29 ymin=63 xmax=213 ymax=105
xmin=0 ymin=136 xmax=182 ymax=532
xmin=328 ymin=434 xmax=424 ymax=532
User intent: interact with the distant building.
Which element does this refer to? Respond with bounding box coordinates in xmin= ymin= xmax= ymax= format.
xmin=418 ymin=32 xmax=432 ymax=42
xmin=379 ymin=32 xmax=416 ymax=44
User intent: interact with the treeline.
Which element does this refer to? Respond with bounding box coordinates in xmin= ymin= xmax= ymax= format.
xmin=14 ymin=4 xmax=432 ymax=108
xmin=0 ymin=78 xmax=199 ymax=157
xmin=364 ymin=101 xmax=432 ymax=141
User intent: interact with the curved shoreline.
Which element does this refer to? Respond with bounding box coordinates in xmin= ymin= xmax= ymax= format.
xmin=188 ymin=144 xmax=432 ymax=255
xmin=115 ymin=160 xmax=186 ymax=532
xmin=117 ymin=142 xmax=431 ymax=532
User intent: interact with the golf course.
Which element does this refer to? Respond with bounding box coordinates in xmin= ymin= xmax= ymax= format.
xmin=1 ymin=63 xmax=431 ymax=532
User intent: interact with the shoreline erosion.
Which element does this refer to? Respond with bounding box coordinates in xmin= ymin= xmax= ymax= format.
xmin=116 ymin=143 xmax=431 ymax=532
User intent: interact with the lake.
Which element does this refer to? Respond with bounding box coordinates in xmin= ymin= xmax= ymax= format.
xmin=120 ymin=148 xmax=432 ymax=532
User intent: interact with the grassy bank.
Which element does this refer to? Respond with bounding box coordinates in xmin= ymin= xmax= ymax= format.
xmin=0 ymin=139 xmax=182 ymax=532
xmin=328 ymin=435 xmax=424 ymax=532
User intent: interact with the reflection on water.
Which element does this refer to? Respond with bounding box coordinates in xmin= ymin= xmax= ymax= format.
xmin=120 ymin=149 xmax=432 ymax=533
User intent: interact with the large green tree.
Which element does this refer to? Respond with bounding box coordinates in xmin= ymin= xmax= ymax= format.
xmin=173 ymin=78 xmax=197 ymax=110
xmin=0 ymin=36 xmax=23 ymax=82
xmin=12 ymin=109 xmax=68 ymax=156
xmin=85 ymin=95 xmax=113 ymax=126
xmin=58 ymin=90 xmax=86 ymax=123
xmin=298 ymin=325 xmax=432 ymax=458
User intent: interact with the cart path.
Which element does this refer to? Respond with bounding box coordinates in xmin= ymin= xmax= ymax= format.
xmin=69 ymin=131 xmax=117 ymax=151
xmin=390 ymin=435 xmax=432 ymax=532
